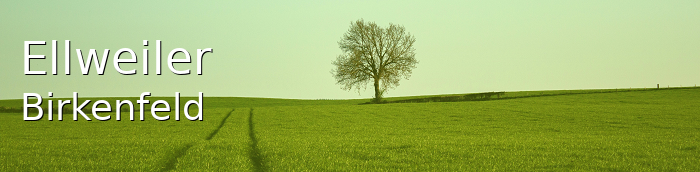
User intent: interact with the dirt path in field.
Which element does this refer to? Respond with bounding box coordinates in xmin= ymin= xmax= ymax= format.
xmin=161 ymin=108 xmax=236 ymax=172
xmin=248 ymin=108 xmax=266 ymax=172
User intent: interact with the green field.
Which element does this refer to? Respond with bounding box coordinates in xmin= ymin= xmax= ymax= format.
xmin=1 ymin=88 xmax=699 ymax=171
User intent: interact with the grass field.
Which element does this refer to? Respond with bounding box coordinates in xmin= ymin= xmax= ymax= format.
xmin=1 ymin=88 xmax=699 ymax=171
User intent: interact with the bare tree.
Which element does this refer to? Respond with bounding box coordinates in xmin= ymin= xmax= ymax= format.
xmin=332 ymin=19 xmax=417 ymax=103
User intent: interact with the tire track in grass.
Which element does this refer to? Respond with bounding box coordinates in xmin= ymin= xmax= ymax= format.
xmin=161 ymin=109 xmax=235 ymax=171
xmin=162 ymin=143 xmax=195 ymax=172
xmin=248 ymin=108 xmax=266 ymax=172
xmin=206 ymin=109 xmax=236 ymax=140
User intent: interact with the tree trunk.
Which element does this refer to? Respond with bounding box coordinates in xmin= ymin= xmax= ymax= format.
xmin=373 ymin=78 xmax=381 ymax=103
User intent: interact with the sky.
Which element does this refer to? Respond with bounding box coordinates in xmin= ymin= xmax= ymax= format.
xmin=1 ymin=1 xmax=699 ymax=100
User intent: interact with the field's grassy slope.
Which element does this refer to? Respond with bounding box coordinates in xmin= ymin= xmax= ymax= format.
xmin=0 ymin=88 xmax=698 ymax=171
xmin=253 ymin=89 xmax=700 ymax=171
xmin=0 ymin=108 xmax=232 ymax=171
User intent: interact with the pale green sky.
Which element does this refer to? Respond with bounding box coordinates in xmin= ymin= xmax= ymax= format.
xmin=1 ymin=1 xmax=699 ymax=100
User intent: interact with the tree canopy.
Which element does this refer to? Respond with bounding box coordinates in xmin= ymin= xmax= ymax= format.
xmin=332 ymin=19 xmax=417 ymax=103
